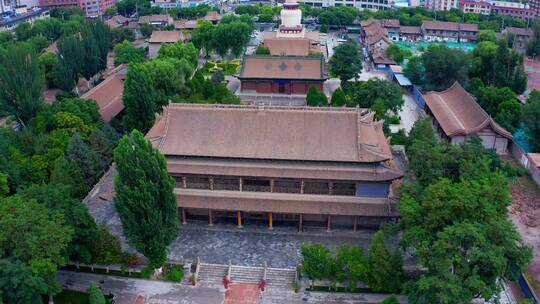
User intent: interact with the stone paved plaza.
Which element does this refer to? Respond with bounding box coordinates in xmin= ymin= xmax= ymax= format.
xmin=168 ymin=221 xmax=375 ymax=268
xmin=85 ymin=167 xmax=407 ymax=269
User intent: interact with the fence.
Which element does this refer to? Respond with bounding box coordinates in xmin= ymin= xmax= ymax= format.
xmin=509 ymin=141 xmax=540 ymax=187
xmin=519 ymin=274 xmax=540 ymax=303
xmin=411 ymin=85 xmax=426 ymax=109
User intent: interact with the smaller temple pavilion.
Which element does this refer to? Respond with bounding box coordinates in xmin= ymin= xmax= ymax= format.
xmin=238 ymin=56 xmax=327 ymax=95
xmin=235 ymin=0 xmax=324 ymax=103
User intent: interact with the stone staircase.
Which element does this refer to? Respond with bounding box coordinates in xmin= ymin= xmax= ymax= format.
xmin=196 ymin=261 xmax=297 ymax=288
xmin=266 ymin=267 xmax=296 ymax=288
xmin=197 ymin=263 xmax=228 ymax=284
xmin=230 ymin=265 xmax=264 ymax=283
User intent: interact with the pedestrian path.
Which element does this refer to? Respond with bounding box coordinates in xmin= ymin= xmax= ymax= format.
xmin=225 ymin=283 xmax=260 ymax=304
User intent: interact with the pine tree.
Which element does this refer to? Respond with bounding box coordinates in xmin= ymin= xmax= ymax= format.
xmin=114 ymin=130 xmax=179 ymax=267
xmin=123 ymin=63 xmax=158 ymax=133
xmin=101 ymin=124 xmax=121 ymax=146
xmin=50 ymin=156 xmax=87 ymax=199
xmin=366 ymin=231 xmax=403 ymax=293
xmin=89 ymin=128 xmax=113 ymax=172
xmin=306 ymin=86 xmax=327 ymax=107
xmin=88 ymin=282 xmax=106 ymax=304
xmin=331 ymin=88 xmax=347 ymax=107
xmin=67 ymin=133 xmax=101 ymax=190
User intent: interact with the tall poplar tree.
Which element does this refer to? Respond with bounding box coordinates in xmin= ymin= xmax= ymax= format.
xmin=122 ymin=63 xmax=158 ymax=133
xmin=114 ymin=130 xmax=179 ymax=267
xmin=0 ymin=43 xmax=45 ymax=126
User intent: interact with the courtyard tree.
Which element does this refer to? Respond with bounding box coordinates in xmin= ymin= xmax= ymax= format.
xmin=345 ymin=79 xmax=403 ymax=113
xmin=301 ymin=243 xmax=332 ymax=287
xmin=49 ymin=156 xmax=87 ymax=198
xmin=255 ymin=45 xmax=271 ymax=55
xmin=476 ymin=29 xmax=497 ymax=43
xmin=19 ymin=184 xmax=99 ymax=264
xmin=0 ymin=195 xmax=73 ymax=277
xmin=421 ymin=44 xmax=470 ymax=91
xmin=366 ymin=231 xmax=403 ymax=293
xmin=329 ymin=40 xmax=362 ymax=83
xmin=306 ymin=86 xmax=327 ymax=107
xmin=403 ymin=56 xmax=424 ymax=86
xmin=90 ymin=225 xmax=122 ymax=265
xmin=52 ymin=34 xmax=84 ymax=92
xmin=405 ymin=117 xmax=436 ymax=151
xmin=0 ymin=43 xmax=45 ymax=127
xmin=522 ymin=91 xmax=540 ymax=152
xmin=114 ymin=130 xmax=179 ymax=267
xmin=385 ymin=44 xmax=411 ymax=65
xmin=113 ymin=40 xmax=145 ymax=66
xmin=211 ymin=16 xmax=253 ymax=58
xmin=88 ymin=282 xmax=106 ymax=304
xmin=0 ymin=258 xmax=48 ymax=304
xmin=331 ymin=88 xmax=347 ymax=107
xmin=191 ymin=20 xmax=215 ymax=59
xmin=67 ymin=132 xmax=101 ymax=190
xmin=122 ymin=63 xmax=158 ymax=133
xmin=471 ymin=40 xmax=527 ymax=94
xmin=334 ymin=245 xmax=368 ymax=290
xmin=145 ymin=58 xmax=194 ymax=108
xmin=400 ymin=170 xmax=532 ymax=302
xmin=527 ymin=24 xmax=540 ymax=57
xmin=158 ymin=41 xmax=199 ymax=69
xmin=381 ymin=295 xmax=400 ymax=304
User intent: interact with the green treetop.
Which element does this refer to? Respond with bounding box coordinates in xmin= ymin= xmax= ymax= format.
xmin=114 ymin=130 xmax=179 ymax=267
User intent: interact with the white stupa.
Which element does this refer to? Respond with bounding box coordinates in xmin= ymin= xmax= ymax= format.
xmin=276 ymin=0 xmax=305 ymax=38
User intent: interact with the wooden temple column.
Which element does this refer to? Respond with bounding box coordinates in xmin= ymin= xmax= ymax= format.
xmin=268 ymin=212 xmax=273 ymax=230
xmin=208 ymin=210 xmax=213 ymax=226
xmin=353 ymin=216 xmax=358 ymax=232
xmin=209 ymin=177 xmax=214 ymax=190
xmin=326 ymin=215 xmax=331 ymax=232
xmin=237 ymin=211 xmax=243 ymax=228
xmin=298 ymin=214 xmax=303 ymax=232
xmin=181 ymin=208 xmax=187 ymax=225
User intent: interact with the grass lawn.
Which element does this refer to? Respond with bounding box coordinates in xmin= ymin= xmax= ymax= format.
xmin=201 ymin=61 xmax=240 ymax=76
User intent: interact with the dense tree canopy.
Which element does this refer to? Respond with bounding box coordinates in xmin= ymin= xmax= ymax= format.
xmin=0 ymin=196 xmax=73 ymax=275
xmin=114 ymin=130 xmax=179 ymax=267
xmin=471 ymin=40 xmax=527 ymax=94
xmin=158 ymin=41 xmax=199 ymax=69
xmin=306 ymin=86 xmax=328 ymax=107
xmin=421 ymin=45 xmax=470 ymax=91
xmin=211 ymin=15 xmax=253 ymax=58
xmin=191 ymin=20 xmax=215 ymax=58
xmin=0 ymin=258 xmax=48 ymax=304
xmin=344 ymin=79 xmax=404 ymax=113
xmin=122 ymin=63 xmax=158 ymax=133
xmin=329 ymin=40 xmax=362 ymax=83
xmin=400 ymin=120 xmax=532 ymax=303
xmin=0 ymin=43 xmax=45 ymax=126
xmin=114 ymin=40 xmax=146 ymax=66
xmin=385 ymin=44 xmax=411 ymax=65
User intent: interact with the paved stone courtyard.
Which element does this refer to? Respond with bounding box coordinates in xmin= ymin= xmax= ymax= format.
xmin=169 ymin=222 xmax=374 ymax=268
xmin=85 ymin=167 xmax=408 ymax=269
